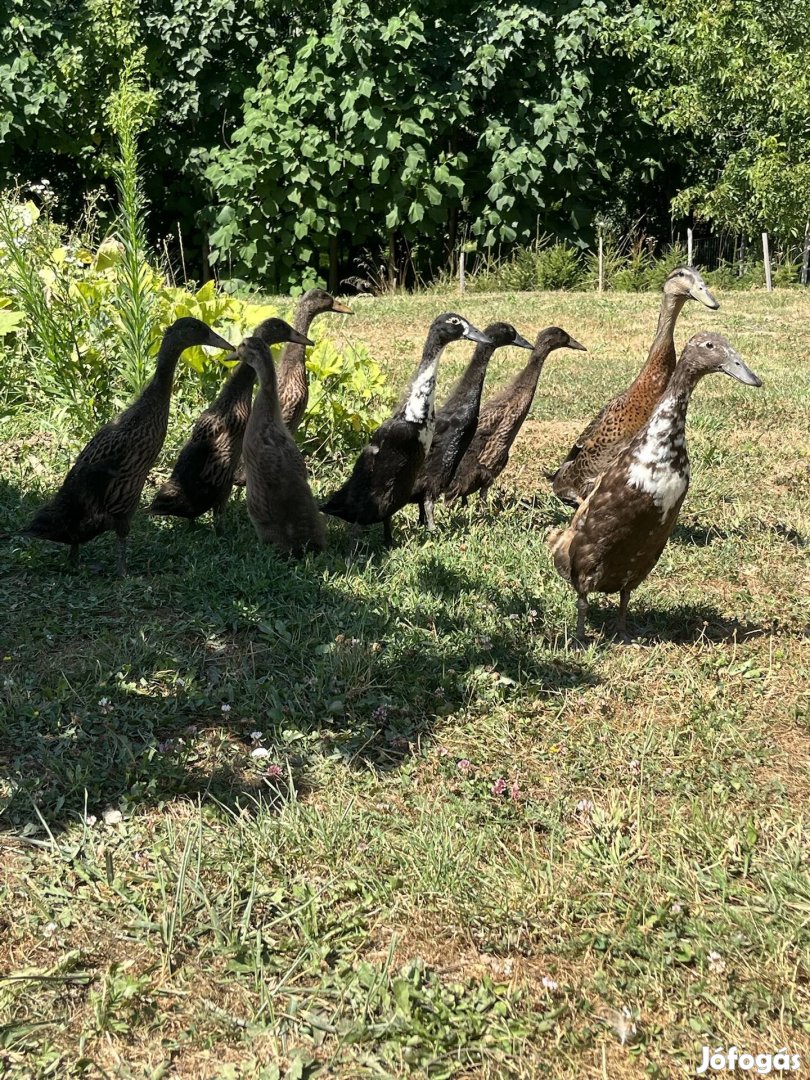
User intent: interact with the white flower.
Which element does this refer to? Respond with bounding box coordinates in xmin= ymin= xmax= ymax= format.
xmin=541 ymin=975 xmax=558 ymax=991
xmin=102 ymin=808 xmax=123 ymax=825
xmin=83 ymin=813 xmax=98 ymax=827
xmin=98 ymin=697 xmax=113 ymax=714
xmin=708 ymin=950 xmax=726 ymax=974
xmin=575 ymin=799 xmax=594 ymax=814
xmin=250 ymin=730 xmax=263 ymax=742
xmin=220 ymin=703 xmax=231 ymax=714
xmin=628 ymin=759 xmax=641 ymax=774
xmin=44 ymin=921 xmax=57 ymax=936
xmin=670 ymin=901 xmax=683 ymax=915
xmin=251 ymin=747 xmax=269 ymax=759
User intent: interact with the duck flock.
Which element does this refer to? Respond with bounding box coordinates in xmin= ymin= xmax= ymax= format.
xmin=20 ymin=269 xmax=762 ymax=642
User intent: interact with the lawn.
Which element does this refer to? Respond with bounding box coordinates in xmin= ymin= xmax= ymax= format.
xmin=1 ymin=288 xmax=809 ymax=1079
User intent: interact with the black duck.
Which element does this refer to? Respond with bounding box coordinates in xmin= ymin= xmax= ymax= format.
xmin=148 ymin=318 xmax=311 ymax=533
xmin=550 ymin=332 xmax=761 ymax=641
xmin=23 ymin=318 xmax=233 ymax=574
xmin=321 ymin=313 xmax=491 ymax=546
xmin=409 ymin=321 xmax=532 ymax=530
xmin=240 ymin=336 xmax=326 ymax=556
xmin=551 ymin=267 xmax=718 ymax=507
xmin=446 ymin=326 xmax=586 ymax=505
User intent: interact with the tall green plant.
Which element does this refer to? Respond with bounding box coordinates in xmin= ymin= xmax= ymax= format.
xmin=107 ymin=57 xmax=158 ymax=395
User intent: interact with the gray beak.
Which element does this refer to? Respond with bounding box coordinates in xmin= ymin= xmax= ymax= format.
xmin=512 ymin=332 xmax=534 ymax=350
xmin=689 ymin=280 xmax=720 ymax=310
xmin=566 ymin=336 xmax=588 ymax=352
xmin=720 ymin=349 xmax=762 ymax=387
xmin=462 ymin=323 xmax=493 ymax=345
xmin=290 ymin=329 xmax=315 ymax=346
xmin=206 ymin=331 xmax=236 ymax=351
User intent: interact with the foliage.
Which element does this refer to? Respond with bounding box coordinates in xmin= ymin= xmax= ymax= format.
xmin=637 ymin=0 xmax=810 ymax=237
xmin=206 ymin=1 xmax=666 ymax=291
xmin=467 ymin=240 xmax=585 ymax=293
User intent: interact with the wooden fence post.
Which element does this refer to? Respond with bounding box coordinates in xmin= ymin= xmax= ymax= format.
xmin=459 ymin=249 xmax=466 ymax=295
xmin=762 ymin=231 xmax=772 ymax=291
xmin=598 ymin=233 xmax=604 ymax=294
xmin=801 ymin=222 xmax=810 ymax=287
xmin=687 ymin=227 xmax=693 ymax=266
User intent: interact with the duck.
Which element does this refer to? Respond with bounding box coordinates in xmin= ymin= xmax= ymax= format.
xmin=446 ymin=326 xmax=586 ymax=505
xmin=549 ymin=332 xmax=761 ymax=642
xmin=551 ymin=266 xmax=719 ymax=507
xmin=148 ymin=318 xmax=312 ymax=533
xmin=239 ymin=336 xmax=326 ymax=556
xmin=278 ymin=288 xmax=353 ymax=432
xmin=23 ymin=318 xmax=233 ymax=574
xmin=321 ymin=313 xmax=491 ymax=546
xmin=409 ymin=322 xmax=533 ymax=530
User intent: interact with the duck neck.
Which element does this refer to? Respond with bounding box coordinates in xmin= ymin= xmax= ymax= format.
xmin=403 ymin=331 xmax=445 ymax=425
xmin=252 ymin=360 xmax=283 ymax=425
xmin=639 ymin=358 xmax=701 ymax=445
xmin=278 ymin=297 xmax=318 ymax=383
xmin=214 ymin=360 xmax=256 ymax=409
xmin=446 ymin=342 xmax=495 ymax=407
xmin=140 ymin=334 xmax=186 ymax=404
xmin=503 ymin=342 xmax=552 ymax=415
xmin=633 ymin=290 xmax=687 ymax=393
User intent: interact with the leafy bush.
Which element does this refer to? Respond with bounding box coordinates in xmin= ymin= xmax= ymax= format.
xmin=466 ymin=239 xmax=583 ymax=292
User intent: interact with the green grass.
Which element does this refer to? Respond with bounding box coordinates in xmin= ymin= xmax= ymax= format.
xmin=1 ymin=289 xmax=809 ymax=1078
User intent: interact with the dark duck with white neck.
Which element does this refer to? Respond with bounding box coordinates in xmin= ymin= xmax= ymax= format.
xmin=410 ymin=321 xmax=533 ymax=530
xmin=551 ymin=266 xmax=719 ymax=507
xmin=446 ymin=326 xmax=586 ymax=505
xmin=148 ymin=318 xmax=312 ymax=533
xmin=550 ymin=332 xmax=761 ymax=641
xmin=321 ymin=312 xmax=491 ymax=546
xmin=23 ymin=318 xmax=233 ymax=574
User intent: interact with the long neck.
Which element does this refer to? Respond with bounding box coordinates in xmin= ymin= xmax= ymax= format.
xmin=403 ymin=331 xmax=445 ymax=425
xmin=253 ymin=361 xmax=283 ymax=426
xmin=212 ymin=361 xmax=256 ymax=409
xmin=278 ymin=299 xmax=318 ymax=379
xmin=636 ymin=358 xmax=702 ymax=448
xmin=139 ymin=334 xmax=185 ymax=405
xmin=631 ymin=290 xmax=687 ymax=392
xmin=492 ymin=346 xmax=550 ymax=418
xmin=443 ymin=343 xmax=495 ymax=409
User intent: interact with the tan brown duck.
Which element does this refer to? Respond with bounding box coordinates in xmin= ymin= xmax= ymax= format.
xmin=551 ymin=267 xmax=719 ymax=507
xmin=550 ymin=333 xmax=761 ymax=642
xmin=239 ymin=337 xmax=326 ymax=556
xmin=446 ymin=326 xmax=586 ymax=504
xmin=23 ymin=318 xmax=233 ymax=574
xmin=148 ymin=318 xmax=311 ymax=533
xmin=278 ymin=288 xmax=353 ymax=431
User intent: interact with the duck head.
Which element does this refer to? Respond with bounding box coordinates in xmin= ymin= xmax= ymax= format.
xmin=431 ymin=313 xmax=492 ymax=346
xmin=299 ymin=287 xmax=353 ymax=317
xmin=664 ymin=266 xmax=719 ymax=310
xmin=236 ymin=336 xmax=274 ymax=378
xmin=534 ymin=326 xmax=587 ymax=353
xmin=165 ymin=317 xmax=234 ymax=353
xmin=682 ymin=332 xmax=762 ymax=386
xmin=482 ymin=322 xmax=534 ymax=350
xmin=253 ymin=317 xmax=314 ymax=347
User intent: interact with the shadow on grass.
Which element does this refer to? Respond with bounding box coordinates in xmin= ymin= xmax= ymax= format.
xmin=586 ymin=600 xmax=799 ymax=645
xmin=0 ymin=484 xmax=593 ymax=835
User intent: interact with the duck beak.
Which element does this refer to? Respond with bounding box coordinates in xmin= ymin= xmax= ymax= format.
xmin=720 ymin=349 xmax=762 ymax=387
xmin=513 ymin=332 xmax=534 ymax=350
xmin=206 ymin=331 xmax=236 ymax=351
xmin=462 ymin=323 xmax=492 ymax=345
xmin=290 ymin=329 xmax=315 ymax=346
xmin=331 ymin=300 xmax=353 ymax=315
xmin=689 ymin=279 xmax=720 ymax=310
xmin=566 ymin=336 xmax=588 ymax=351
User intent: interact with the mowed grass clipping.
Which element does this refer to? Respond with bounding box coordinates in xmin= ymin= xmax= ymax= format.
xmin=1 ymin=288 xmax=809 ymax=1079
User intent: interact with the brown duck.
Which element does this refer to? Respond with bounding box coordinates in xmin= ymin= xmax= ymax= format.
xmin=551 ymin=266 xmax=719 ymax=507
xmin=239 ymin=336 xmax=326 ymax=556
xmin=278 ymin=288 xmax=353 ymax=432
xmin=446 ymin=326 xmax=586 ymax=504
xmin=409 ymin=321 xmax=533 ymax=530
xmin=550 ymin=332 xmax=761 ymax=641
xmin=148 ymin=318 xmax=311 ymax=533
xmin=23 ymin=318 xmax=233 ymax=574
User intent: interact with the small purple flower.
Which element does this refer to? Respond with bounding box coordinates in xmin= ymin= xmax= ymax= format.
xmin=509 ymin=780 xmax=521 ymax=801
xmin=266 ymin=763 xmax=283 ymax=779
xmin=437 ymin=746 xmax=450 ymax=757
xmin=491 ymin=777 xmax=508 ymax=796
xmin=157 ymin=740 xmax=172 ymax=754
xmin=457 ymin=758 xmax=473 ymax=774
xmin=372 ymin=704 xmax=390 ymax=723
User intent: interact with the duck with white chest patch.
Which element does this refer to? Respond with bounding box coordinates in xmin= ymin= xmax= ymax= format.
xmin=321 ymin=312 xmax=491 ymax=547
xmin=550 ymin=332 xmax=762 ymax=642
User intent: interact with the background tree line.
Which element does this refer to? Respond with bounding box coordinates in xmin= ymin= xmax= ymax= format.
xmin=2 ymin=0 xmax=809 ymax=293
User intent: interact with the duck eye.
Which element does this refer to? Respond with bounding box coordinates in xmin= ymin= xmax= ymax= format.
xmin=705 ymin=342 xmax=714 ymax=349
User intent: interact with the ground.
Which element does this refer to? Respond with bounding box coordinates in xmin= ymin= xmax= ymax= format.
xmin=1 ymin=289 xmax=809 ymax=1079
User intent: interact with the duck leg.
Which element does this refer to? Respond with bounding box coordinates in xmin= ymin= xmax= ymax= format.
xmin=616 ymin=587 xmax=632 ymax=642
xmin=382 ymin=516 xmax=394 ymax=548
xmin=113 ymin=521 xmax=129 ymax=577
xmin=423 ymin=497 xmax=436 ymax=532
xmin=68 ymin=543 xmax=80 ymax=571
xmin=417 ymin=498 xmax=427 ymax=527
xmin=575 ymin=594 xmax=589 ymax=641
xmin=212 ymin=504 xmax=226 ymax=538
